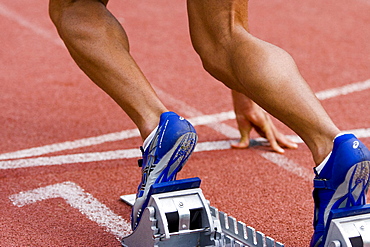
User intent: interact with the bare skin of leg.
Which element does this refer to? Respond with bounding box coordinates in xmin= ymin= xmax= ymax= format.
xmin=187 ymin=0 xmax=340 ymax=165
xmin=49 ymin=0 xmax=167 ymax=140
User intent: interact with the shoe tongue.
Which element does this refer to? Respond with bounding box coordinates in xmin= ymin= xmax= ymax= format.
xmin=315 ymin=152 xmax=332 ymax=175
xmin=143 ymin=126 xmax=158 ymax=150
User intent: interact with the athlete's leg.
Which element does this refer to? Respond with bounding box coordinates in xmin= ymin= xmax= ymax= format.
xmin=187 ymin=2 xmax=370 ymax=246
xmin=49 ymin=0 xmax=198 ymax=230
xmin=49 ymin=0 xmax=166 ymax=140
xmin=187 ymin=0 xmax=339 ymax=165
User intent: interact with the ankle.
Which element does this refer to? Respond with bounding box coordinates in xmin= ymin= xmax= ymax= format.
xmin=311 ymin=133 xmax=339 ymax=165
xmin=137 ymin=110 xmax=166 ymax=141
xmin=140 ymin=121 xmax=160 ymax=141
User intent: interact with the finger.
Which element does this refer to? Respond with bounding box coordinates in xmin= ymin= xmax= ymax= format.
xmin=267 ymin=135 xmax=285 ymax=154
xmin=269 ymin=121 xmax=298 ymax=149
xmin=277 ymin=134 xmax=298 ymax=149
xmin=262 ymin=119 xmax=285 ymax=154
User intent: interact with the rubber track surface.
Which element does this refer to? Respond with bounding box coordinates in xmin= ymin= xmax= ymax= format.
xmin=1 ymin=0 xmax=370 ymax=246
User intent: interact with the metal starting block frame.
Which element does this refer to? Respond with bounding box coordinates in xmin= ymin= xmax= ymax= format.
xmin=120 ymin=177 xmax=284 ymax=247
xmin=324 ymin=204 xmax=370 ymax=247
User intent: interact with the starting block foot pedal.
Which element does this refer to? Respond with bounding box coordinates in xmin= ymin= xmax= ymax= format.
xmin=121 ymin=177 xmax=218 ymax=247
xmin=324 ymin=204 xmax=370 ymax=247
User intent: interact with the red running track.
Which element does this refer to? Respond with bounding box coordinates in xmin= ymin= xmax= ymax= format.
xmin=1 ymin=0 xmax=370 ymax=246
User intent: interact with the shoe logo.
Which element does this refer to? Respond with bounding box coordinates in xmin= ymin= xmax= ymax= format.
xmin=353 ymin=141 xmax=360 ymax=149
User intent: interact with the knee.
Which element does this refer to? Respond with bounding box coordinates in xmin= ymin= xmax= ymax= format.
xmin=189 ymin=27 xmax=237 ymax=86
xmin=49 ymin=0 xmax=80 ymax=39
xmin=190 ymin=32 xmax=221 ymax=75
xmin=192 ymin=41 xmax=219 ymax=78
xmin=49 ymin=0 xmax=109 ymax=45
xmin=49 ymin=1 xmax=81 ymax=44
xmin=48 ymin=0 xmax=61 ymax=26
xmin=48 ymin=0 xmax=108 ymax=32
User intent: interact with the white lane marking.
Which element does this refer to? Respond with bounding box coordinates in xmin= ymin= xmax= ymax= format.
xmin=0 ymin=3 xmax=63 ymax=47
xmin=0 ymin=149 xmax=141 ymax=169
xmin=9 ymin=181 xmax=132 ymax=239
xmin=186 ymin=111 xmax=235 ymax=126
xmin=260 ymin=152 xmax=314 ymax=182
xmin=1 ymin=128 xmax=369 ymax=169
xmin=0 ymin=112 xmax=236 ymax=161
xmin=0 ymin=129 xmax=140 ymax=160
xmin=0 ymin=141 xmax=232 ymax=169
xmin=316 ymin=79 xmax=370 ymax=100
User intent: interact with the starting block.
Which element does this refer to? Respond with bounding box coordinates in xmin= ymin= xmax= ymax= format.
xmin=120 ymin=177 xmax=284 ymax=247
xmin=324 ymin=204 xmax=370 ymax=247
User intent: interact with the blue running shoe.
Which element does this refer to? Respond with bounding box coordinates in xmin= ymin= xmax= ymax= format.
xmin=131 ymin=111 xmax=197 ymax=230
xmin=310 ymin=134 xmax=370 ymax=247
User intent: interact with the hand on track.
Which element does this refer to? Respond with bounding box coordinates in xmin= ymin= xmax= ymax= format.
xmin=231 ymin=90 xmax=298 ymax=153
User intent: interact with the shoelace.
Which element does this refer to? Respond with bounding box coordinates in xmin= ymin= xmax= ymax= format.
xmin=137 ymin=146 xmax=144 ymax=167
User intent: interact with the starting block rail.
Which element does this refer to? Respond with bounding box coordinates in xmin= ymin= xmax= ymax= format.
xmin=120 ymin=177 xmax=284 ymax=247
xmin=209 ymin=206 xmax=284 ymax=247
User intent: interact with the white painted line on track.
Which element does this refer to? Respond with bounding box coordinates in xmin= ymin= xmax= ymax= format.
xmin=0 ymin=129 xmax=140 ymax=160
xmin=0 ymin=110 xmax=237 ymax=161
xmin=0 ymin=149 xmax=141 ymax=169
xmin=0 ymin=141 xmax=232 ymax=169
xmin=9 ymin=181 xmax=132 ymax=239
xmin=186 ymin=111 xmax=235 ymax=126
xmin=0 ymin=113 xmax=236 ymax=161
xmin=1 ymin=128 xmax=369 ymax=169
xmin=260 ymin=152 xmax=314 ymax=182
xmin=315 ymin=79 xmax=370 ymax=100
xmin=0 ymin=3 xmax=63 ymax=47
